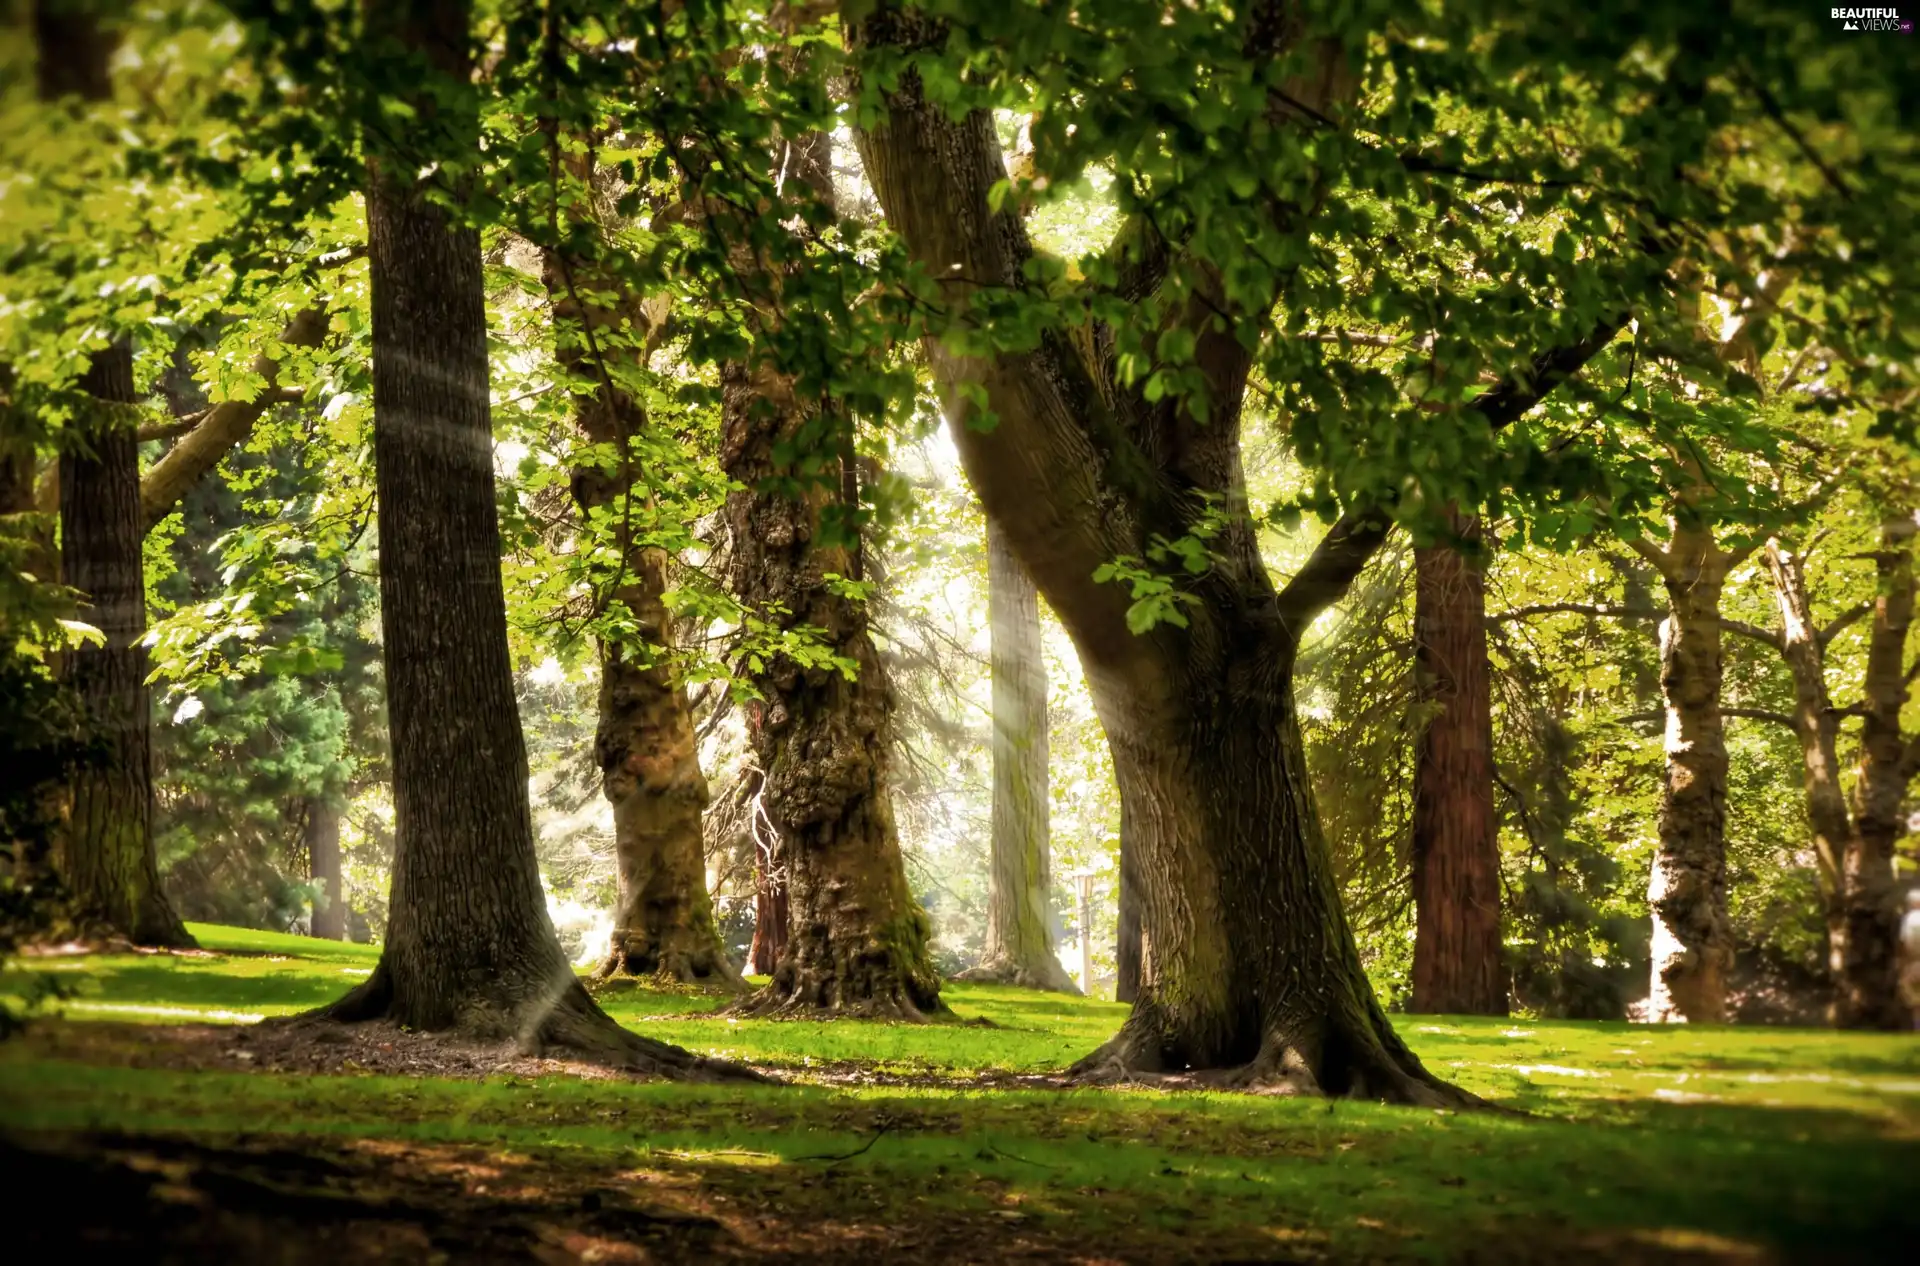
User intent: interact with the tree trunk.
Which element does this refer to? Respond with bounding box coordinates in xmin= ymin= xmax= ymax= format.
xmin=961 ymin=519 xmax=1076 ymax=991
xmin=1115 ymin=832 xmax=1142 ymax=1003
xmin=542 ymin=239 xmax=737 ymax=989
xmin=1409 ymin=512 xmax=1507 ymax=1015
xmin=1762 ymin=539 xmax=1853 ymax=1012
xmin=314 ymin=0 xmax=737 ymax=1079
xmin=1839 ymin=512 xmax=1914 ymax=1030
xmin=721 ymin=366 xmax=941 ymax=1017
xmin=750 ymin=850 xmax=789 ymax=978
xmin=306 ymin=797 xmax=345 ymax=941
xmin=38 ymin=5 xmax=192 ymax=949
xmin=717 ymin=131 xmax=940 ymax=1019
xmin=1645 ymin=525 xmax=1736 ymax=1024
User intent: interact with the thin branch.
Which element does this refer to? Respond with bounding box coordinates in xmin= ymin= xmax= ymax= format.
xmin=1818 ymin=600 xmax=1874 ymax=646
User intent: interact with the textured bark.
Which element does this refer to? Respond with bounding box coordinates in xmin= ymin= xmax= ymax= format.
xmin=721 ymin=371 xmax=941 ymax=1017
xmin=1115 ymin=836 xmax=1143 ymax=1003
xmin=717 ymin=129 xmax=940 ymax=1019
xmin=542 ymin=238 xmax=737 ymax=989
xmin=315 ymin=0 xmax=741 ymax=1079
xmin=305 ymin=798 xmax=345 ymax=941
xmin=750 ymin=855 xmax=790 ymax=977
xmin=40 ymin=2 xmax=193 ymax=949
xmin=1839 ymin=513 xmax=1914 ymax=1029
xmin=1644 ymin=524 xmax=1737 ymax=1024
xmin=959 ymin=519 xmax=1077 ymax=991
xmin=852 ymin=7 xmax=1619 ymax=1098
xmin=1410 ymin=511 xmax=1507 ymax=1015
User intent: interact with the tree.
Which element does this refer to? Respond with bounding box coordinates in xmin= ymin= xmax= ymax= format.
xmin=314 ymin=0 xmax=730 ymax=1076
xmin=1409 ymin=510 xmax=1507 ymax=1014
xmin=961 ymin=518 xmax=1076 ymax=991
xmin=36 ymin=0 xmax=193 ymax=949
xmin=543 ymin=207 xmax=738 ymax=988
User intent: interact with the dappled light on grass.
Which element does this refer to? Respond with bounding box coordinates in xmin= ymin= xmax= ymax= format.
xmin=3 ymin=924 xmax=1918 ymax=1260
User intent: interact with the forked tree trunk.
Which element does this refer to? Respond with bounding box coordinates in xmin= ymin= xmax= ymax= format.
xmin=1839 ymin=513 xmax=1914 ymax=1030
xmin=962 ymin=519 xmax=1076 ymax=991
xmin=542 ymin=240 xmax=737 ymax=989
xmin=1409 ymin=512 xmax=1507 ymax=1015
xmin=1644 ymin=524 xmax=1737 ymax=1024
xmin=314 ymin=0 xmax=735 ymax=1079
xmin=306 ymin=797 xmax=345 ymax=941
xmin=38 ymin=5 xmax=191 ymax=949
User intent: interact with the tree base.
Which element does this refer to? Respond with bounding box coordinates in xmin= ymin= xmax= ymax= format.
xmin=952 ymin=955 xmax=1081 ymax=994
xmin=1068 ymin=1007 xmax=1490 ymax=1109
xmin=592 ymin=940 xmax=746 ymax=993
xmin=730 ymin=959 xmax=946 ymax=1022
xmin=300 ymin=965 xmax=765 ymax=1083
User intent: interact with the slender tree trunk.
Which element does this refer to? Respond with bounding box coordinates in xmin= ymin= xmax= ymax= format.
xmin=1762 ymin=539 xmax=1853 ymax=1009
xmin=1409 ymin=511 xmax=1507 ymax=1015
xmin=1645 ymin=525 xmax=1736 ymax=1023
xmin=38 ymin=4 xmax=191 ymax=948
xmin=1840 ymin=512 xmax=1914 ymax=1030
xmin=750 ymin=853 xmax=789 ymax=978
xmin=542 ymin=240 xmax=736 ymax=988
xmin=963 ymin=519 xmax=1076 ymax=991
xmin=313 ymin=0 xmax=735 ymax=1079
xmin=306 ymin=798 xmax=345 ymax=941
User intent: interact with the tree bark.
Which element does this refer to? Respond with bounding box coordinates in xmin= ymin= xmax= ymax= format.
xmin=1642 ymin=524 xmax=1738 ymax=1024
xmin=541 ymin=239 xmax=737 ymax=989
xmin=313 ymin=0 xmax=739 ymax=1079
xmin=721 ymin=366 xmax=942 ymax=1017
xmin=852 ymin=8 xmax=1620 ymax=1098
xmin=1840 ymin=512 xmax=1914 ymax=1029
xmin=960 ymin=519 xmax=1076 ymax=991
xmin=717 ymin=130 xmax=941 ymax=1019
xmin=1410 ymin=511 xmax=1507 ymax=1015
xmin=1115 ymin=834 xmax=1143 ymax=1003
xmin=305 ymin=797 xmax=345 ymax=941
xmin=39 ymin=0 xmax=193 ymax=949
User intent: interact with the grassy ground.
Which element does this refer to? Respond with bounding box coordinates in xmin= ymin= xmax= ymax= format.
xmin=4 ymin=923 xmax=1919 ymax=1262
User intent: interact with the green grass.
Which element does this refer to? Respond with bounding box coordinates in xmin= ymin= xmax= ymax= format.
xmin=5 ymin=922 xmax=1919 ymax=1260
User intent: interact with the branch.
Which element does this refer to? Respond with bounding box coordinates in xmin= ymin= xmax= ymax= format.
xmin=1491 ymin=601 xmax=1661 ymax=624
xmin=1818 ymin=600 xmax=1874 ymax=647
xmin=137 ymin=418 xmax=198 ymax=444
xmin=1467 ymin=312 xmax=1632 ymax=431
xmin=1720 ymin=617 xmax=1782 ymax=650
xmin=140 ymin=308 xmax=328 ymax=534
xmin=1274 ymin=508 xmax=1393 ymax=637
xmin=1619 ymin=707 xmax=1798 ymax=732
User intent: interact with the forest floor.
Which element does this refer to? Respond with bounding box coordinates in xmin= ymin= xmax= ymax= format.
xmin=2 ymin=925 xmax=1917 ymax=1264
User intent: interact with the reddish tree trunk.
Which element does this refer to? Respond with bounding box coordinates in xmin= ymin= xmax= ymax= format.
xmin=1409 ymin=512 xmax=1507 ymax=1015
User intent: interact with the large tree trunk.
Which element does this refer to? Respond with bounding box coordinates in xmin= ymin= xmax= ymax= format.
xmin=721 ymin=367 xmax=941 ymax=1017
xmin=718 ymin=130 xmax=940 ymax=1019
xmin=305 ymin=797 xmax=345 ymax=941
xmin=542 ymin=241 xmax=737 ymax=989
xmin=852 ymin=9 xmax=1617 ymax=1099
xmin=961 ymin=519 xmax=1076 ymax=991
xmin=39 ymin=3 xmax=192 ymax=949
xmin=314 ymin=0 xmax=734 ymax=1078
xmin=1409 ymin=512 xmax=1507 ymax=1015
xmin=1644 ymin=524 xmax=1737 ymax=1024
xmin=1839 ymin=512 xmax=1914 ymax=1030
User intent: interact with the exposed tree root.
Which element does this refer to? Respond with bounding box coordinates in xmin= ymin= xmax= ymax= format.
xmin=1068 ymin=1008 xmax=1493 ymax=1109
xmin=289 ymin=965 xmax=768 ymax=1084
xmin=951 ymin=956 xmax=1081 ymax=994
xmin=592 ymin=937 xmax=746 ymax=993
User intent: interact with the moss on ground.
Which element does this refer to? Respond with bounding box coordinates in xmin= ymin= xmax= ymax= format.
xmin=4 ymin=923 xmax=1918 ymax=1261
